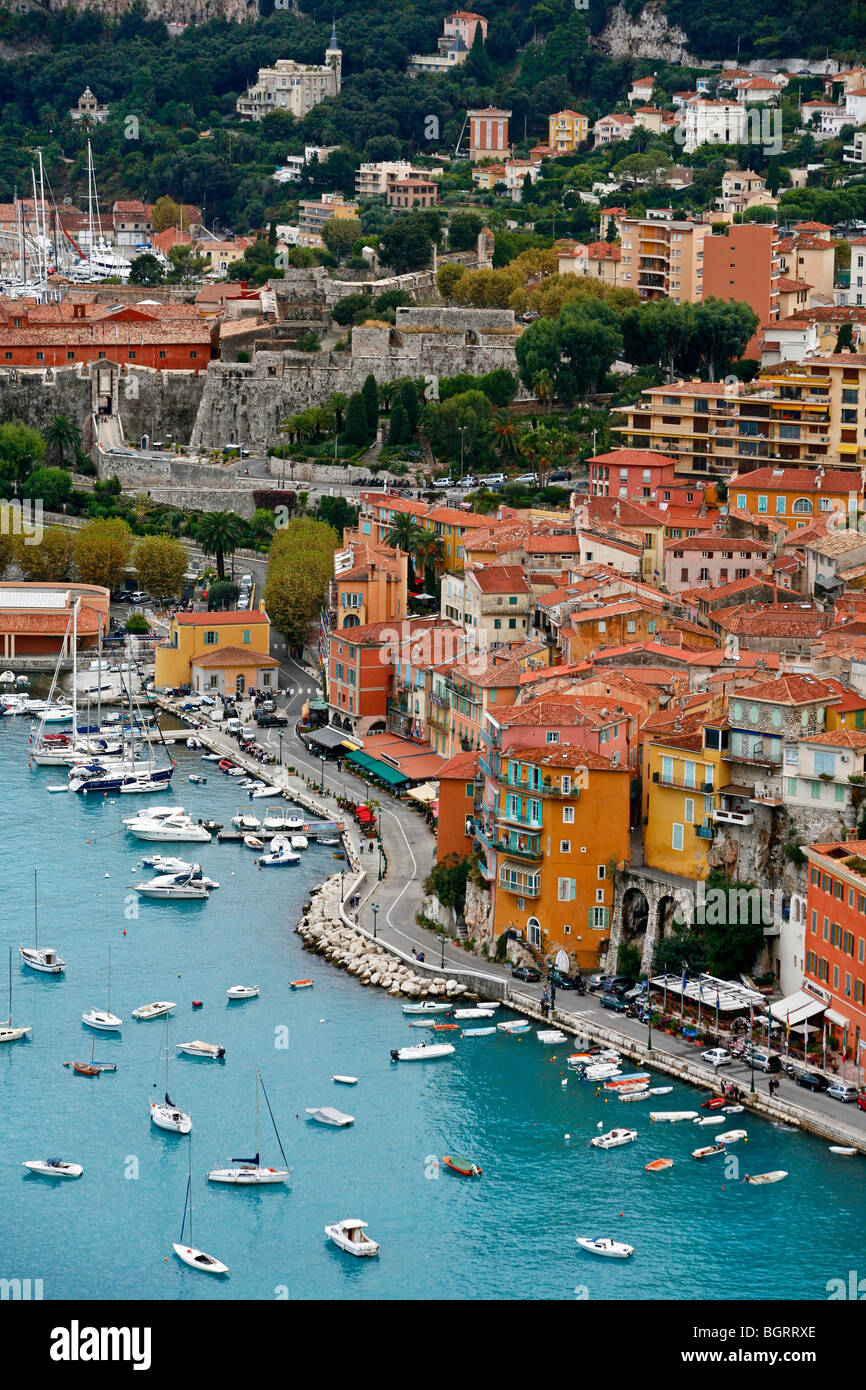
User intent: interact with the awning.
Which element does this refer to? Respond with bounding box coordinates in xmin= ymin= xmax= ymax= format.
xmin=345 ymin=749 xmax=409 ymax=786
xmin=825 ymin=1008 xmax=850 ymax=1028
xmin=768 ymin=990 xmax=826 ymax=1027
xmin=342 ymin=739 xmax=361 ymax=752
xmin=307 ymin=726 xmax=348 ymax=750
xmin=406 ymin=781 xmax=438 ymax=804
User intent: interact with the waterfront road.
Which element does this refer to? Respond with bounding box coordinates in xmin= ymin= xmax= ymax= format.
xmin=246 ymin=653 xmax=866 ymax=1142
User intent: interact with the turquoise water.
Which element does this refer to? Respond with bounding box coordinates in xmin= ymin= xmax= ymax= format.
xmin=2 ymin=715 xmax=865 ymax=1301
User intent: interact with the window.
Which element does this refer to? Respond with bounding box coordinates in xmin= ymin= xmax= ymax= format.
xmin=561 ymin=775 xmax=572 ymax=794
xmin=596 ymin=888 xmax=605 ymax=904
xmin=592 ymin=906 xmax=608 ymax=928
xmin=558 ymin=877 xmax=576 ymax=901
xmin=562 ymin=806 xmax=574 ymax=824
xmin=672 ymin=823 xmax=684 ymax=852
xmin=545 ymin=731 xmax=560 ymax=744
xmin=203 ymin=630 xmax=219 ymax=646
xmin=597 ymin=864 xmax=606 ymax=880
xmin=684 ymin=798 xmax=694 ymax=824
xmin=242 ymin=630 xmax=251 ymax=645
xmin=662 ymin=756 xmax=673 ymax=783
xmin=560 ymin=840 xmax=571 ymax=854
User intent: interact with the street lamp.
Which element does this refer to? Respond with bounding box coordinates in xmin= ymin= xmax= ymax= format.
xmin=340 ymin=870 xmax=344 ymax=903
xmin=646 ymin=984 xmax=652 ymax=1053
xmin=458 ymin=426 xmax=468 ymax=480
xmin=278 ymin=731 xmax=283 ymax=765
xmin=320 ymin=754 xmax=325 ymax=793
xmin=440 ymin=933 xmax=445 ymax=968
xmin=372 ymin=902 xmax=379 ymax=940
xmin=378 ymin=845 xmax=384 ymax=881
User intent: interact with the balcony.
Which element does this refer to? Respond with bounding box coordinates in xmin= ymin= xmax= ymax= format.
xmin=498 ymin=805 xmax=544 ymax=830
xmin=711 ymin=807 xmax=754 ymax=827
xmin=652 ymin=771 xmax=714 ymax=793
xmin=498 ymin=864 xmax=541 ymax=898
xmin=491 ymin=827 xmax=543 ymax=861
xmin=696 ymin=822 xmax=715 ymax=840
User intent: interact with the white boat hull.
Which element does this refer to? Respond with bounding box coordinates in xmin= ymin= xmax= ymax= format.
xmin=151 ymin=1101 xmax=192 ymax=1133
xmin=172 ymin=1242 xmax=229 ymax=1275
xmin=23 ymin=1160 xmax=83 ymax=1179
xmin=132 ymin=1002 xmax=176 ymax=1020
xmin=177 ymin=1042 xmax=225 ymax=1060
xmin=325 ymin=1222 xmax=380 ymax=1257
xmin=19 ymin=947 xmax=65 ymax=974
xmin=576 ymin=1236 xmax=634 ymax=1259
xmin=82 ymin=1009 xmax=121 ymax=1031
xmin=207 ymin=1166 xmax=289 ymax=1185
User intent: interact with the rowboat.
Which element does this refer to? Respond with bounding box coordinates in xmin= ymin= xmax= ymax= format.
xmin=132 ymin=1001 xmax=176 ymax=1021
xmin=537 ymin=1029 xmax=567 ymax=1044
xmin=716 ymin=1129 xmax=747 ymax=1144
xmin=645 ymin=1158 xmax=673 ymax=1172
xmin=650 ymin=1111 xmax=698 ymax=1122
xmin=618 ymin=1089 xmax=654 ymax=1103
xmin=429 ymin=1023 xmax=459 ymax=1031
xmin=584 ymin=1064 xmax=621 ymax=1080
xmin=575 ymin=1236 xmax=634 ymax=1259
xmin=442 ymin=1154 xmax=482 ymax=1177
xmin=401 ymin=1001 xmax=453 ymax=1015
xmin=692 ymin=1143 xmax=726 ymax=1160
xmin=744 ymin=1171 xmax=788 ymax=1184
xmin=497 ymin=1020 xmax=531 ymax=1034
xmin=722 ymin=1104 xmax=744 ymax=1114
xmin=454 ymin=1008 xmax=496 ymax=1020
xmin=603 ymin=1073 xmax=650 ymax=1090
xmin=305 ymin=1107 xmax=354 ymax=1127
xmin=828 ymin=1146 xmax=858 ymax=1156
xmin=461 ymin=1026 xmax=495 ymax=1037
xmin=693 ymin=1115 xmax=725 ymax=1126
xmin=590 ymin=1127 xmax=637 ymax=1149
xmin=333 ymin=1075 xmax=358 ymax=1085
xmin=325 ymin=1218 xmax=379 ymax=1257
xmin=290 ymin=980 xmax=313 ymax=990
xmin=390 ymin=1043 xmax=455 ymax=1062
xmin=23 ymin=1159 xmax=83 ymax=1179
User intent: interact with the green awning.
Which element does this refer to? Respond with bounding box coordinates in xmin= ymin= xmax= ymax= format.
xmin=346 ymin=750 xmax=409 ymax=786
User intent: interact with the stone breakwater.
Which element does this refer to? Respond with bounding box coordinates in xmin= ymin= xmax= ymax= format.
xmin=297 ymin=874 xmax=465 ymax=1000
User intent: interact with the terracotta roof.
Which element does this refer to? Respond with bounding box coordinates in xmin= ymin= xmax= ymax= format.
xmin=589 ymin=449 xmax=677 ymax=469
xmin=664 ymin=536 xmax=769 ymax=554
xmin=730 ymin=673 xmax=838 ymax=704
xmin=804 ymin=727 xmax=866 ymax=748
xmin=448 ymin=656 xmax=524 ymax=689
xmin=191 ymin=646 xmax=280 ymax=669
xmin=502 ymin=743 xmax=624 ymax=772
xmin=0 ymin=607 xmax=101 ymax=635
xmin=436 ymin=749 xmax=480 ymax=780
xmin=466 ymin=564 xmax=531 ymax=595
xmin=177 ymin=611 xmax=268 ymax=626
xmin=730 ymin=467 xmax=861 ymax=494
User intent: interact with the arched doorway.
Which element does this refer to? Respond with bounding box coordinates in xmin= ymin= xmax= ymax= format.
xmin=620 ymin=886 xmax=649 ymax=955
xmin=526 ymin=916 xmax=542 ymax=948
xmin=235 ymin=674 xmax=245 ymax=696
xmin=656 ymin=894 xmax=678 ymax=943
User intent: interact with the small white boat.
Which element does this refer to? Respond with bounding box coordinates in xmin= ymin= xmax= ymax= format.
xmin=188 ymin=774 xmax=207 ymax=785
xmin=333 ymin=1075 xmax=358 ymax=1085
xmin=119 ymin=777 xmax=164 ymax=795
xmin=134 ymin=874 xmax=210 ymax=901
xmin=290 ymin=835 xmax=308 ymax=850
xmin=19 ymin=946 xmax=65 ymax=975
xmin=201 ymin=753 xmax=222 ymax=762
xmin=692 ymin=1143 xmax=726 ymax=1160
xmin=497 ymin=1019 xmax=531 ymax=1034
xmin=127 ymin=814 xmax=211 ymax=844
xmin=722 ymin=1104 xmax=744 ymax=1114
xmin=461 ymin=1026 xmax=495 ymax=1037
xmin=186 ymin=737 xmax=203 ymax=749
xmin=744 ymin=1171 xmax=788 ymax=1184
xmin=828 ymin=1145 xmax=858 ymax=1156
xmin=260 ymin=847 xmax=300 ymax=866
xmin=390 ymin=1042 xmax=455 ymax=1062
xmin=251 ymin=785 xmax=282 ymax=799
xmin=618 ymin=1089 xmax=654 ymax=1103
xmin=23 ymin=1159 xmax=83 ymax=1179
xmin=232 ymin=810 xmax=261 ymax=831
xmin=285 ymin=816 xmax=304 ymax=831
xmin=649 ymin=1086 xmax=672 ymax=1096
xmin=604 ymin=1073 xmax=650 ymax=1090
xmin=325 ymin=1218 xmax=379 ymax=1258
xmin=650 ymin=1111 xmax=698 ymax=1122
xmin=46 ymin=785 xmax=69 ymax=793
xmin=132 ymin=1001 xmax=176 ymax=1021
xmin=243 ymin=835 xmax=264 ymax=851
xmin=173 ymin=1242 xmax=229 ymax=1274
xmin=716 ymin=1129 xmax=747 ymax=1145
xmin=82 ymin=1008 xmax=121 ymax=1032
xmin=454 ymin=1008 xmax=496 ymax=1020
xmin=227 ymin=766 xmax=247 ymax=777
xmin=226 ymin=985 xmax=259 ymax=1000
xmin=177 ymin=1041 xmax=225 ymax=1060
xmin=151 ymin=1098 xmax=192 ymax=1133
xmin=584 ymin=1063 xmax=621 ymax=1079
xmin=537 ymin=1029 xmax=567 ymax=1044
xmin=590 ymin=1128 xmax=637 ymax=1150
xmin=575 ymin=1236 xmax=634 ymax=1259
xmin=693 ymin=1115 xmax=725 ymax=1126
xmin=402 ymin=1001 xmax=453 ymax=1016
xmin=305 ymin=1106 xmax=354 ymax=1127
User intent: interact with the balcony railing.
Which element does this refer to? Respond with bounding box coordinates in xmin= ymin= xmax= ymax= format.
xmin=498 ymin=868 xmax=541 ymax=898
xmin=498 ymin=807 xmax=544 ymax=830
xmin=652 ymin=771 xmax=714 ymax=793
xmin=696 ymin=822 xmax=715 ymax=840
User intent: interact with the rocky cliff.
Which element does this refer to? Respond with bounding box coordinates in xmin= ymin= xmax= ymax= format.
xmin=7 ymin=0 xmax=258 ymax=23
xmin=595 ymin=1 xmax=702 ymax=64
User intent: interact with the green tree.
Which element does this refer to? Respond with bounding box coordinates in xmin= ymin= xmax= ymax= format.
xmin=128 ymin=252 xmax=165 ymax=287
xmin=166 ymin=243 xmax=207 ymax=284
xmin=21 ymin=467 xmax=73 ymax=511
xmin=399 ymin=379 xmax=420 ymax=433
xmin=448 ymin=210 xmax=483 ymax=251
xmin=0 ymin=420 xmax=47 ymax=495
xmin=125 ymin=612 xmax=150 ymax=634
xmin=195 ymin=510 xmax=247 ymax=581
xmin=835 ymin=321 xmax=855 ymax=353
xmin=379 ymin=213 xmax=436 ymax=274
xmin=343 ymin=391 xmax=371 ymax=447
xmin=151 ymin=195 xmax=183 ymax=233
xmin=207 ymin=579 xmax=240 ymax=610
xmin=14 ymin=526 xmax=74 ymax=582
xmin=43 ymin=415 xmax=82 ymax=467
xmin=362 ymin=373 xmax=379 ymax=437
xmin=388 ymin=397 xmax=410 ymax=447
xmin=321 ymin=216 xmax=360 ymax=262
xmin=132 ymin=534 xmax=188 ymax=605
xmin=74 ymin=518 xmax=133 ymax=590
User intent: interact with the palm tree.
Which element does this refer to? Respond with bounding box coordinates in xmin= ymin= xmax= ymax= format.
xmin=532 ymin=370 xmax=554 ymax=415
xmin=196 ymin=510 xmax=248 ymax=581
xmin=388 ymin=513 xmax=421 ymax=586
xmin=326 ymin=393 xmax=349 ymax=434
xmin=44 ymin=414 xmax=82 ymax=466
xmin=492 ymin=412 xmax=521 ymax=459
xmin=413 ymin=531 xmax=443 ymax=591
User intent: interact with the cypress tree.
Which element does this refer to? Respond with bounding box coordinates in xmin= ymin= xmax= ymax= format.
xmin=388 ymin=398 xmax=409 ymax=447
xmin=362 ymin=373 xmax=379 ymax=436
xmin=399 ymin=380 xmax=419 ymax=433
xmin=343 ymin=391 xmax=370 ymax=447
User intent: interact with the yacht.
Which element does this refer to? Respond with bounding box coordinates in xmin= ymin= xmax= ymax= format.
xmin=134 ymin=872 xmax=211 ymax=900
xmin=125 ymin=812 xmax=211 ymax=844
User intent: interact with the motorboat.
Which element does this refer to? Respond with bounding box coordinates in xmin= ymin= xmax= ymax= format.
xmin=583 ymin=1063 xmax=621 ymax=1079
xmin=69 ymin=761 xmax=173 ymax=795
xmin=442 ymin=1155 xmax=482 ymax=1176
xmin=645 ymin=1158 xmax=674 ymax=1172
xmin=402 ymin=1001 xmax=453 ymax=1016
xmin=604 ymin=1073 xmax=650 ymax=1090
xmin=123 ymin=805 xmax=184 ymax=827
xmin=263 ymin=807 xmax=292 ymax=831
xmin=226 ymin=985 xmax=259 ymax=1000
xmin=134 ymin=873 xmax=210 ymax=900
xmin=290 ymin=980 xmax=314 ymax=990
xmin=243 ymin=835 xmax=265 ymax=851
xmin=390 ymin=1043 xmax=455 ymax=1062
xmin=575 ymin=1236 xmax=634 ymax=1259
xmin=590 ymin=1128 xmax=638 ymax=1149
xmin=285 ymin=816 xmax=304 ymax=831
xmin=206 ymin=1070 xmax=291 ymax=1185
xmin=453 ymin=1008 xmax=494 ymax=1020
xmin=19 ymin=946 xmax=65 ymax=975
xmin=332 ymin=1075 xmax=357 ymax=1085
xmin=305 ymin=1106 xmax=354 ymax=1127
xmin=537 ymin=1029 xmax=567 ymax=1044
xmin=693 ymin=1115 xmax=725 ymax=1126
xmin=201 ymin=753 xmax=222 ymax=763
xmin=188 ymin=775 xmax=207 ymax=785
xmin=232 ymin=810 xmax=261 ymax=831
xmin=829 ymin=1145 xmax=858 ymax=1155
xmin=693 ymin=1143 xmax=726 ymax=1160
xmin=251 ymin=785 xmax=282 ymax=799
xmin=743 ymin=1171 xmax=788 ymax=1184
xmin=186 ymin=737 xmax=203 ymax=749
xmin=650 ymin=1111 xmax=698 ymax=1122
xmin=325 ymin=1218 xmax=379 ymax=1258
xmin=260 ymin=846 xmax=300 ymax=866
xmin=290 ymin=835 xmax=308 ymax=851
xmin=41 ymin=704 xmax=75 ymax=724
xmin=126 ymin=813 xmax=211 ymax=844
xmin=716 ymin=1129 xmax=747 ymax=1145
xmin=23 ymin=1159 xmax=83 ymax=1179
xmin=238 ymin=779 xmax=265 ymax=791
xmin=132 ymin=1001 xmax=176 ymax=1021
xmin=227 ymin=767 xmax=248 ymax=778
xmin=177 ymin=1041 xmax=225 ymax=1060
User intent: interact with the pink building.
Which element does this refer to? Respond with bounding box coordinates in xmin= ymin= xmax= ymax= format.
xmin=663 ymin=535 xmax=771 ymax=595
xmin=469 ymin=107 xmax=511 ymax=162
xmin=443 ymin=10 xmax=488 ymax=48
xmin=589 ymin=449 xmax=707 ymax=507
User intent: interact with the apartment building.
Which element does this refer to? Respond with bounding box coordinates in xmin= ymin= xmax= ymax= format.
xmin=642 ymin=716 xmax=728 ymax=878
xmin=468 ymin=108 xmax=511 ymax=161
xmin=386 ymin=173 xmax=440 ymax=209
xmin=702 ymin=223 xmax=782 ymax=358
xmin=547 ymin=109 xmax=589 ymax=153
xmin=297 ymin=193 xmax=359 ymax=248
xmin=557 ymin=241 xmax=620 ymax=286
xmin=680 ymin=100 xmax=749 ymax=153
xmin=236 ymin=28 xmax=341 ymax=119
xmin=664 ymin=535 xmax=771 ymax=594
xmin=618 ymin=217 xmax=710 ymax=303
xmin=778 ymin=232 xmax=835 ymax=302
xmin=802 ymin=841 xmax=866 ymax=1056
xmin=440 ymin=565 xmax=531 ymax=648
xmin=355 ymin=161 xmax=416 ymax=198
xmin=593 ymin=112 xmax=635 ymax=147
xmin=728 ymin=467 xmax=861 ymax=531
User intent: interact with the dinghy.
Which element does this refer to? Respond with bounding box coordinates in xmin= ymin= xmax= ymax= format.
xmin=692 ymin=1143 xmax=726 ymax=1160
xmin=650 ymin=1110 xmax=698 ymax=1122
xmin=290 ymin=980 xmax=314 ymax=990
xmin=744 ymin=1171 xmax=788 ymax=1184
xmin=243 ymin=835 xmax=264 ymax=851
xmin=590 ymin=1127 xmax=638 ymax=1149
xmin=716 ymin=1129 xmax=747 ymax=1145
xmin=693 ymin=1115 xmax=725 ymax=1126
xmin=325 ymin=1218 xmax=379 ymax=1257
xmin=332 ymin=1075 xmax=357 ymax=1085
xmin=722 ymin=1104 xmax=744 ymax=1114
xmin=461 ymin=1026 xmax=495 ymax=1037
xmin=305 ymin=1106 xmax=354 ymax=1127
xmin=828 ymin=1146 xmax=858 ymax=1156
xmin=618 ymin=1089 xmax=655 ymax=1103
xmin=402 ymin=1001 xmax=453 ymax=1015
xmin=442 ymin=1154 xmax=482 ymax=1176
xmin=226 ymin=985 xmax=259 ymax=1000
xmin=453 ymin=1008 xmax=492 ymax=1020
xmin=575 ymin=1236 xmax=634 ymax=1259
xmin=537 ymin=1029 xmax=567 ymax=1044
xmin=645 ymin=1158 xmax=674 ymax=1172
xmin=604 ymin=1073 xmax=650 ymax=1090
xmin=390 ymin=1042 xmax=455 ymax=1062
xmin=497 ymin=1019 xmax=531 ymax=1034
xmin=188 ymin=775 xmax=207 ymax=785
xmin=23 ymin=1158 xmax=83 ymax=1179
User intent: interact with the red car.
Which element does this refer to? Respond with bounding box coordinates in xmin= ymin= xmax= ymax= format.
xmin=858 ymin=1092 xmax=866 ymax=1113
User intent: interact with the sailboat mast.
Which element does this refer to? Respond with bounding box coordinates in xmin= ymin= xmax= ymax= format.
xmin=107 ymin=946 xmax=111 ymax=1014
xmin=86 ymin=141 xmax=94 ymax=262
xmin=256 ymin=1068 xmax=261 ymax=1161
xmin=30 ymin=168 xmax=40 ymax=285
xmin=33 ymin=868 xmax=38 ymax=949
xmin=72 ymin=598 xmax=79 ymax=735
xmin=96 ymin=609 xmax=102 ymax=731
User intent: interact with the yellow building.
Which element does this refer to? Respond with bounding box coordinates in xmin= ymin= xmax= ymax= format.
xmin=155 ymin=610 xmax=271 ymax=689
xmin=642 ymin=717 xmax=729 ymax=879
xmin=297 ymin=193 xmax=359 ymax=249
xmin=547 ymin=109 xmax=589 ymax=153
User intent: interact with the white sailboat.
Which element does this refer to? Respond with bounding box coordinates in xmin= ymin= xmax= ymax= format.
xmin=68 ymin=141 xmax=131 ymax=283
xmin=151 ymin=1015 xmax=191 ymax=1133
xmin=172 ymin=1135 xmax=228 ymax=1276
xmin=207 ymin=1069 xmax=292 ymax=1185
xmin=19 ymin=868 xmax=65 ymax=974
xmin=82 ymin=948 xmax=122 ymax=1031
xmin=1 ymin=945 xmax=33 ymax=1043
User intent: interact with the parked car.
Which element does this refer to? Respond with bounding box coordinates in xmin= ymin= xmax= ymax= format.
xmin=827 ymin=1080 xmax=861 ymax=1103
xmin=237 ymin=597 xmax=250 ymax=610
xmin=511 ymin=965 xmax=541 ymax=983
xmin=795 ymin=1071 xmax=830 ymax=1093
xmin=224 ymin=718 xmax=244 ymax=734
xmin=548 ymin=968 xmax=579 ymax=991
xmin=858 ymin=1092 xmax=866 ymax=1113
xmin=256 ymin=713 xmax=288 ymax=728
xmin=599 ymin=993 xmax=629 ymax=1013
xmin=127 ymin=590 xmax=150 ymax=605
xmin=702 ymin=1048 xmax=733 ymax=1068
xmin=240 ymin=574 xmax=253 ymax=587
xmin=586 ymin=972 xmax=608 ymax=992
xmin=607 ymin=975 xmax=636 ymax=997
xmin=623 ymin=982 xmax=647 ymax=1002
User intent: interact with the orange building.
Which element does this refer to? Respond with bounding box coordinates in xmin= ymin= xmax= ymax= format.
xmin=435 ymin=749 xmax=480 ymax=861
xmin=333 ymin=539 xmax=408 ymax=629
xmin=803 ymin=840 xmax=866 ymax=1059
xmin=702 ymin=222 xmax=782 ymax=359
xmin=560 ymin=598 xmax=665 ymax=664
xmin=0 ymin=297 xmax=213 ymax=372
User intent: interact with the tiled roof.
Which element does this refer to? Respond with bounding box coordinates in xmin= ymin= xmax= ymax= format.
xmin=804 ymin=728 xmax=866 ymax=748
xmin=731 ymin=673 xmax=837 ymax=704
xmin=467 ymin=564 xmax=531 ymax=595
xmin=664 ymin=536 xmax=769 ymax=553
xmin=436 ymin=749 xmax=480 ymax=780
xmin=192 ymin=645 xmax=280 ymax=668
xmin=730 ymin=467 xmax=861 ymax=494
xmin=589 ymin=448 xmax=677 ymax=468
xmin=503 ymin=743 xmax=625 ymax=772
xmin=177 ymin=611 xmax=267 ymax=626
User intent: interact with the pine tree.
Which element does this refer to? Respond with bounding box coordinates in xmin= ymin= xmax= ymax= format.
xmin=388 ymin=398 xmax=409 ymax=447
xmin=343 ymin=392 xmax=371 ymax=447
xmin=362 ymin=373 xmax=379 ymax=436
xmin=398 ymin=380 xmax=419 ymax=434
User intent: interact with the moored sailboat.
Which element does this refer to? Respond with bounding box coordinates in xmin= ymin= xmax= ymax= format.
xmin=207 ymin=1069 xmax=291 ymax=1184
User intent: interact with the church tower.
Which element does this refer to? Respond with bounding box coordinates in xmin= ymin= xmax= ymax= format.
xmin=325 ymin=20 xmax=342 ymax=95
